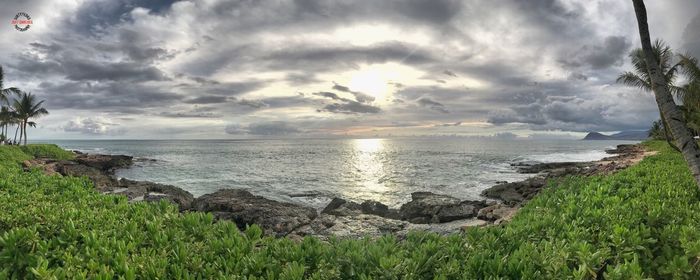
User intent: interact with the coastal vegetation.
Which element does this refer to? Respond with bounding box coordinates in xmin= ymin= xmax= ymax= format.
xmin=0 ymin=66 xmax=48 ymax=146
xmin=0 ymin=141 xmax=698 ymax=278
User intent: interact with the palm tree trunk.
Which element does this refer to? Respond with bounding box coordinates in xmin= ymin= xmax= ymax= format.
xmin=23 ymin=120 xmax=27 ymax=145
xmin=633 ymin=0 xmax=700 ymax=187
xmin=660 ymin=113 xmax=681 ymax=152
xmin=14 ymin=124 xmax=19 ymax=144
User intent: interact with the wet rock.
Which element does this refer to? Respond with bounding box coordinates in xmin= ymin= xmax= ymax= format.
xmin=399 ymin=192 xmax=486 ymax=223
xmin=605 ymin=144 xmax=642 ymax=155
xmin=321 ymin=198 xmax=362 ymax=216
xmin=191 ymin=189 xmax=318 ymax=237
xmin=361 ymin=200 xmax=399 ymax=219
xmin=118 ymin=179 xmax=194 ymax=210
xmin=435 ymin=201 xmax=487 ymax=222
xmin=477 ymin=204 xmax=518 ymax=223
xmin=74 ymin=154 xmax=133 ymax=174
xmin=481 ymin=177 xmax=547 ymax=206
xmin=515 ymin=162 xmax=589 ymax=174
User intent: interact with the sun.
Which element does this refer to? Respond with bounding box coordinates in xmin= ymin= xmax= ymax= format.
xmin=348 ymin=69 xmax=390 ymax=101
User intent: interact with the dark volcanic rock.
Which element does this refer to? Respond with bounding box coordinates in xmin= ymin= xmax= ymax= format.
xmin=515 ymin=162 xmax=589 ymax=174
xmin=57 ymin=162 xmax=119 ymax=191
xmin=399 ymin=192 xmax=486 ymax=223
xmin=481 ymin=177 xmax=547 ymax=206
xmin=361 ymin=200 xmax=398 ymax=219
xmin=436 ymin=201 xmax=487 ymax=222
xmin=477 ymin=204 xmax=518 ymax=223
xmin=191 ymin=189 xmax=318 ymax=237
xmin=321 ymin=198 xmax=362 ymax=216
xmin=118 ymin=179 xmax=194 ymax=210
xmin=75 ymin=154 xmax=133 ymax=174
xmin=322 ymin=198 xmax=400 ymax=219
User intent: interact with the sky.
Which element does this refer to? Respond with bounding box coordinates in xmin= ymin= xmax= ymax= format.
xmin=1 ymin=0 xmax=700 ymax=140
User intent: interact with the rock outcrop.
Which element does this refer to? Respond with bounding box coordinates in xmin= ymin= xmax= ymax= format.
xmin=74 ymin=154 xmax=133 ymax=174
xmin=321 ymin=197 xmax=400 ymax=219
xmin=399 ymin=192 xmax=487 ymax=224
xmin=115 ymin=179 xmax=194 ymax=210
xmin=191 ymin=189 xmax=318 ymax=237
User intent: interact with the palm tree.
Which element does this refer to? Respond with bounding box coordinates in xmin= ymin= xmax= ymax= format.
xmin=0 ymin=106 xmax=13 ymax=145
xmin=12 ymin=92 xmax=48 ymax=145
xmin=632 ymin=0 xmax=700 ymax=187
xmin=617 ymin=40 xmax=683 ymax=150
xmin=0 ymin=66 xmax=21 ymax=105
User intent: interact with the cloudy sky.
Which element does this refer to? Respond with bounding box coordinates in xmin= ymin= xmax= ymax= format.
xmin=1 ymin=0 xmax=700 ymax=139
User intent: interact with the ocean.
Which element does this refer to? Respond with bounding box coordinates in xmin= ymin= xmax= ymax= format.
xmin=39 ymin=138 xmax=637 ymax=209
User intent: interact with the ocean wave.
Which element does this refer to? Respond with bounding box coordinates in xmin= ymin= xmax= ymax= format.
xmin=522 ymin=150 xmax=610 ymax=163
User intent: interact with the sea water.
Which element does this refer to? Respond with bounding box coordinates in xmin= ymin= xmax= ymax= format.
xmin=40 ymin=138 xmax=637 ymax=209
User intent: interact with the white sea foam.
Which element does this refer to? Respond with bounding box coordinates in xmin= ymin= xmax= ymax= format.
xmin=523 ymin=149 xmax=611 ymax=163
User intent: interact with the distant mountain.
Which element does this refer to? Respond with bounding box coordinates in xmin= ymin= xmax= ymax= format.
xmin=582 ymin=130 xmax=648 ymax=140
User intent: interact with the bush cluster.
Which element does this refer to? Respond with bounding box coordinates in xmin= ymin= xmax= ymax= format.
xmin=0 ymin=142 xmax=699 ymax=279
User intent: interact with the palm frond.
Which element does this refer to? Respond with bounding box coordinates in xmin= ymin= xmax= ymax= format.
xmin=617 ymin=72 xmax=651 ymax=91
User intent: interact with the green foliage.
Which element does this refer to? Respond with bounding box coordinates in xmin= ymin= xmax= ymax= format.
xmin=19 ymin=144 xmax=75 ymax=160
xmin=0 ymin=141 xmax=699 ymax=278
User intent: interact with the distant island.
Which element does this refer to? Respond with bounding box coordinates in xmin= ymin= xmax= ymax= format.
xmin=582 ymin=131 xmax=649 ymax=140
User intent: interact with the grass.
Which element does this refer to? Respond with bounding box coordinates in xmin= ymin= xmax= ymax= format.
xmin=0 ymin=142 xmax=699 ymax=278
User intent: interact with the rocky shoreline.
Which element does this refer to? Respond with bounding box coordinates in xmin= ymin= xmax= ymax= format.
xmin=21 ymin=144 xmax=650 ymax=240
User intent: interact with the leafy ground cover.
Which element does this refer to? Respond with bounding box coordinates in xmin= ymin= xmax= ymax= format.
xmin=0 ymin=142 xmax=698 ymax=279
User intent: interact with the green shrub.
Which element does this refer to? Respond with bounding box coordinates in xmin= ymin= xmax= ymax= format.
xmin=19 ymin=144 xmax=75 ymax=160
xmin=0 ymin=140 xmax=698 ymax=278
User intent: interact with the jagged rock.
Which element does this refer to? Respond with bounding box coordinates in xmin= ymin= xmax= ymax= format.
xmin=399 ymin=192 xmax=486 ymax=223
xmin=515 ymin=162 xmax=589 ymax=174
xmin=321 ymin=198 xmax=363 ymax=216
xmin=74 ymin=154 xmax=133 ymax=174
xmin=360 ymin=200 xmax=399 ymax=219
xmin=477 ymin=204 xmax=518 ymax=222
xmin=57 ymin=162 xmax=119 ymax=191
xmin=435 ymin=201 xmax=487 ymax=222
xmin=481 ymin=177 xmax=547 ymax=206
xmin=118 ymin=179 xmax=194 ymax=210
xmin=321 ymin=198 xmax=400 ymax=219
xmin=289 ymin=214 xmax=408 ymax=240
xmin=191 ymin=189 xmax=318 ymax=237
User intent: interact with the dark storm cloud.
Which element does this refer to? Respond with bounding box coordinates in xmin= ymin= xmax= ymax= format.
xmin=320 ymin=102 xmax=381 ymax=114
xmin=416 ymin=98 xmax=449 ymax=113
xmin=66 ymin=0 xmax=178 ymax=35
xmin=184 ymin=95 xmax=229 ymax=104
xmin=559 ymin=36 xmax=631 ymax=70
xmin=159 ymin=111 xmax=222 ymax=118
xmin=37 ymin=81 xmax=180 ymax=111
xmin=683 ymin=11 xmax=700 ymax=58
xmin=264 ymin=41 xmax=438 ymax=71
xmin=236 ymin=98 xmax=269 ymax=109
xmin=332 ymin=83 xmax=375 ymax=103
xmin=487 ymin=91 xmax=658 ymax=132
xmin=64 ymin=60 xmax=168 ymax=82
xmin=313 ymin=91 xmax=349 ymax=102
xmin=442 ymin=70 xmax=457 ymax=77
xmin=4 ymin=0 xmax=692 ymax=138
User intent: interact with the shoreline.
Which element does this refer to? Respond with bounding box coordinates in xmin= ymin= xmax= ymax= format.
xmin=21 ymin=143 xmax=651 ymax=239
